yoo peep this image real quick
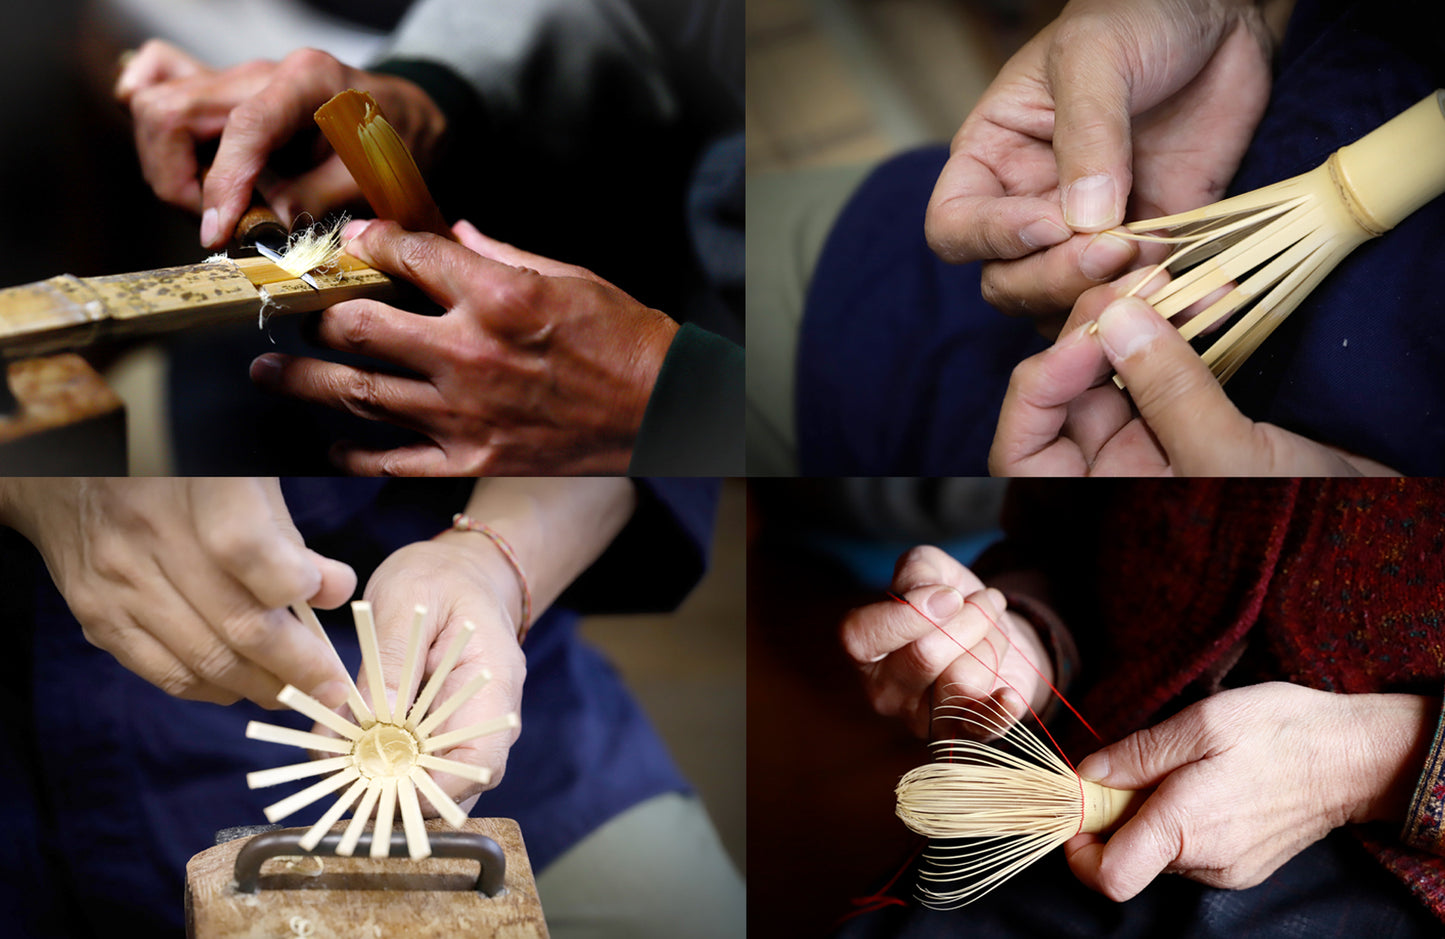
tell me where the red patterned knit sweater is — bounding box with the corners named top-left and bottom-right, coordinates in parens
top-left (977, 479), bottom-right (1445, 921)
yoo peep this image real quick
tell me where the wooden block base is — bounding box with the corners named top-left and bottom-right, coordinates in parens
top-left (185, 818), bottom-right (547, 939)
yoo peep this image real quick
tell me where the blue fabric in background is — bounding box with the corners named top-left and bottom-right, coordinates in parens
top-left (799, 0), bottom-right (1445, 475)
top-left (0, 478), bottom-right (716, 938)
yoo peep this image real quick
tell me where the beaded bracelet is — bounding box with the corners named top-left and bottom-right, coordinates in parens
top-left (446, 513), bottom-right (533, 643)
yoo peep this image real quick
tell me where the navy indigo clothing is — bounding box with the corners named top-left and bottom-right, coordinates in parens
top-left (798, 0), bottom-right (1445, 475)
top-left (0, 477), bottom-right (716, 937)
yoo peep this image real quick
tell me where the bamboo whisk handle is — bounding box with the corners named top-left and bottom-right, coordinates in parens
top-left (1331, 90), bottom-right (1445, 234)
top-left (1080, 780), bottom-right (1146, 834)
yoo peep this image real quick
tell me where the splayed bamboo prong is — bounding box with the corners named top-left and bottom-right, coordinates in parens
top-left (1111, 91), bottom-right (1445, 383)
top-left (245, 721), bottom-right (353, 755)
top-left (411, 767), bottom-right (470, 828)
top-left (263, 767), bottom-right (361, 824)
top-left (405, 621), bottom-right (475, 730)
top-left (246, 755), bottom-right (353, 790)
top-left (336, 781), bottom-right (383, 857)
top-left (298, 777), bottom-right (369, 852)
top-left (895, 695), bottom-right (1142, 909)
top-left (352, 601), bottom-right (392, 724)
top-left (370, 778), bottom-right (399, 858)
top-left (276, 684), bottom-right (365, 741)
top-left (291, 601), bottom-right (374, 727)
top-left (421, 713), bottom-right (519, 754)
top-left (413, 670), bottom-right (492, 739)
top-left (396, 605), bottom-right (427, 715)
top-left (396, 776), bottom-right (432, 860)
top-left (417, 753), bottom-right (492, 786)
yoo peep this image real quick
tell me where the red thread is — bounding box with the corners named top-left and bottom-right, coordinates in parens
top-left (888, 592), bottom-right (1094, 776)
top-left (833, 841), bottom-right (924, 927)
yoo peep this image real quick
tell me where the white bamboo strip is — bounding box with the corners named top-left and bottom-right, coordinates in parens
top-left (395, 776), bottom-right (432, 860)
top-left (405, 620), bottom-right (475, 730)
top-left (298, 777), bottom-right (369, 851)
top-left (396, 605), bottom-right (427, 716)
top-left (246, 755), bottom-right (353, 790)
top-left (277, 685), bottom-right (365, 741)
top-left (416, 753), bottom-right (492, 786)
top-left (370, 778), bottom-right (398, 858)
top-left (337, 781), bottom-right (382, 857)
top-left (352, 601), bottom-right (392, 724)
top-left (420, 712), bottom-right (519, 754)
top-left (411, 767), bottom-right (470, 828)
top-left (290, 601), bottom-right (374, 727)
top-left (262, 766), bottom-right (360, 823)
top-left (413, 670), bottom-right (492, 738)
top-left (245, 720), bottom-right (353, 755)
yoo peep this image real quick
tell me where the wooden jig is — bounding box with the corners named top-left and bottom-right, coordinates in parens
top-left (246, 602), bottom-right (520, 862)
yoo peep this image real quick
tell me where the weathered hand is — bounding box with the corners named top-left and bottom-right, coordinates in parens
top-left (840, 545), bottom-right (1053, 738)
top-left (115, 40), bottom-right (445, 248)
top-left (249, 218), bottom-right (679, 475)
top-left (0, 478), bottom-right (355, 708)
top-left (988, 274), bottom-right (1398, 476)
top-left (1063, 683), bottom-right (1431, 898)
top-left (925, 0), bottom-right (1278, 334)
top-left (354, 532), bottom-right (526, 811)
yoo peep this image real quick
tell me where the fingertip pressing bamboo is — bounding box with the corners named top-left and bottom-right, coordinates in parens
top-left (314, 89), bottom-right (453, 238)
top-left (1111, 90), bottom-right (1445, 383)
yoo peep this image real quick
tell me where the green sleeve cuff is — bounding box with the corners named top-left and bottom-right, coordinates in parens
top-left (628, 323), bottom-right (743, 476)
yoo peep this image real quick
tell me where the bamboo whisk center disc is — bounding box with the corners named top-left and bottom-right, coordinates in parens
top-left (352, 723), bottom-right (420, 779)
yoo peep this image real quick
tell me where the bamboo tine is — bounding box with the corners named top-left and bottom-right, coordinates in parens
top-left (298, 777), bottom-right (369, 851)
top-left (337, 781), bottom-right (383, 857)
top-left (246, 755), bottom-right (353, 790)
top-left (352, 601), bottom-right (392, 724)
top-left (420, 712), bottom-right (519, 754)
top-left (276, 684), bottom-right (365, 741)
top-left (417, 753), bottom-right (492, 786)
top-left (245, 720), bottom-right (354, 755)
top-left (411, 767), bottom-right (470, 828)
top-left (370, 778), bottom-right (399, 858)
top-left (396, 776), bottom-right (432, 860)
top-left (290, 601), bottom-right (374, 727)
top-left (262, 767), bottom-right (360, 823)
top-left (405, 621), bottom-right (475, 730)
top-left (396, 605), bottom-right (427, 717)
top-left (413, 670), bottom-right (492, 738)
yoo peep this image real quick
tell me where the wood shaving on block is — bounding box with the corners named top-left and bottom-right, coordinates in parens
top-left (275, 216), bottom-right (348, 279)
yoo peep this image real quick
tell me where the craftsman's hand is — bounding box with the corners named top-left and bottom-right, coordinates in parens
top-left (988, 275), bottom-right (1400, 476)
top-left (0, 478), bottom-right (355, 708)
top-left (356, 531), bottom-right (527, 811)
top-left (249, 218), bottom-right (679, 475)
top-left (1063, 683), bottom-right (1431, 898)
top-left (115, 39), bottom-right (446, 248)
top-left (840, 545), bottom-right (1053, 739)
top-left (926, 0), bottom-right (1281, 335)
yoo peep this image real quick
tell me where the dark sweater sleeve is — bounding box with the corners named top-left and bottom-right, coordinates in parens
top-left (627, 324), bottom-right (743, 476)
top-left (556, 477), bottom-right (720, 615)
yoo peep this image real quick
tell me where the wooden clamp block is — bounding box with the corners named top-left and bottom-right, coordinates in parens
top-left (185, 818), bottom-right (547, 939)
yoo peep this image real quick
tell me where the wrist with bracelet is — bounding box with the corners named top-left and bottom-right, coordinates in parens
top-left (439, 513), bottom-right (533, 643)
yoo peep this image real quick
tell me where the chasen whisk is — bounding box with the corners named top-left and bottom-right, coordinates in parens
top-left (896, 694), bottom-right (1141, 909)
top-left (1110, 90), bottom-right (1445, 383)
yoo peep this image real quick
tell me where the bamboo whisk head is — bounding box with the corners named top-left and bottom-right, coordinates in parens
top-left (1114, 90), bottom-right (1445, 383)
top-left (896, 695), bottom-right (1130, 909)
